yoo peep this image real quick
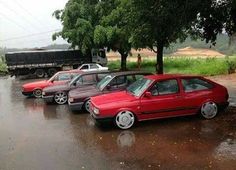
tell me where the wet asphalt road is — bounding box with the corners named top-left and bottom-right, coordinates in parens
top-left (0, 76), bottom-right (236, 170)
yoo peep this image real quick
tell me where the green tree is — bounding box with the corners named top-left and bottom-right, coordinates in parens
top-left (128, 0), bottom-right (208, 74)
top-left (53, 0), bottom-right (132, 70)
top-left (128, 0), bottom-right (236, 74)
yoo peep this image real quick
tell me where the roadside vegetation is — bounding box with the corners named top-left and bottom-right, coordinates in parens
top-left (108, 56), bottom-right (236, 76)
top-left (0, 56), bottom-right (7, 74)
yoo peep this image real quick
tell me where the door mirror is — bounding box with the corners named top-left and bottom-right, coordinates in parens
top-left (144, 92), bottom-right (152, 98)
top-left (106, 85), bottom-right (111, 90)
top-left (50, 79), bottom-right (55, 83)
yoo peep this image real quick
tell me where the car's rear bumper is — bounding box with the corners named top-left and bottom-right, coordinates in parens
top-left (68, 101), bottom-right (84, 111)
top-left (42, 95), bottom-right (54, 103)
top-left (218, 101), bottom-right (229, 110)
top-left (22, 91), bottom-right (33, 96)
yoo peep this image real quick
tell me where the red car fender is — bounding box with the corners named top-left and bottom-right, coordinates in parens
top-left (114, 107), bottom-right (139, 120)
top-left (33, 87), bottom-right (43, 91)
top-left (199, 98), bottom-right (217, 111)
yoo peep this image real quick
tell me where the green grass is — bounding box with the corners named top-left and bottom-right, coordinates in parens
top-left (108, 56), bottom-right (236, 76)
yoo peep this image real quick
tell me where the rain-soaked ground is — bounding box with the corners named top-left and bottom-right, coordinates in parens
top-left (0, 76), bottom-right (236, 170)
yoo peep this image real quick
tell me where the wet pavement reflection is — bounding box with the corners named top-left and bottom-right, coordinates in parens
top-left (0, 76), bottom-right (236, 170)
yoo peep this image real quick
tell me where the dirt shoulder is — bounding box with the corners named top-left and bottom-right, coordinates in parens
top-left (208, 73), bottom-right (236, 107)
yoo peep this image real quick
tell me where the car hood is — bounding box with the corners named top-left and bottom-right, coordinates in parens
top-left (43, 84), bottom-right (70, 93)
top-left (69, 85), bottom-right (101, 99)
top-left (91, 91), bottom-right (136, 107)
top-left (23, 80), bottom-right (48, 88)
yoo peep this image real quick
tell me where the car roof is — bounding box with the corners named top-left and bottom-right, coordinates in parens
top-left (79, 70), bottom-right (111, 75)
top-left (57, 69), bottom-right (83, 74)
top-left (145, 74), bottom-right (203, 81)
top-left (109, 71), bottom-right (152, 76)
top-left (81, 63), bottom-right (100, 65)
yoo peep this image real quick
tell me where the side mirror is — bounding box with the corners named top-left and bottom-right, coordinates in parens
top-left (106, 85), bottom-right (111, 90)
top-left (51, 79), bottom-right (54, 83)
top-left (144, 91), bottom-right (152, 98)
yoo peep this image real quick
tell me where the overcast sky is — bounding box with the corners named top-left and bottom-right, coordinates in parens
top-left (0, 0), bottom-right (69, 48)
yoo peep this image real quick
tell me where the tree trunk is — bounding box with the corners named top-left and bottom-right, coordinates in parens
top-left (120, 52), bottom-right (128, 71)
top-left (156, 43), bottom-right (164, 74)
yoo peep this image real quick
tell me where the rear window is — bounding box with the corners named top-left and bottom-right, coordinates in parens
top-left (90, 64), bottom-right (99, 69)
top-left (181, 78), bottom-right (213, 92)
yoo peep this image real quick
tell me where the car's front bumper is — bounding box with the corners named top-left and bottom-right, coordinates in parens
top-left (22, 91), bottom-right (33, 96)
top-left (90, 111), bottom-right (113, 123)
top-left (42, 95), bottom-right (54, 103)
top-left (68, 101), bottom-right (84, 111)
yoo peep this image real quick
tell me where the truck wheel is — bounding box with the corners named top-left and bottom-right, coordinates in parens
top-left (48, 68), bottom-right (57, 77)
top-left (35, 69), bottom-right (45, 78)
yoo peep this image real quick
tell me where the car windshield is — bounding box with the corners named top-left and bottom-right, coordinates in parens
top-left (48, 72), bottom-right (59, 82)
top-left (69, 74), bottom-right (81, 86)
top-left (127, 78), bottom-right (153, 97)
top-left (96, 75), bottom-right (113, 91)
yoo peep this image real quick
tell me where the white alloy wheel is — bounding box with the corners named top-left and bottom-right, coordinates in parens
top-left (85, 100), bottom-right (91, 112)
top-left (33, 89), bottom-right (42, 98)
top-left (54, 92), bottom-right (68, 105)
top-left (201, 101), bottom-right (218, 119)
top-left (115, 111), bottom-right (135, 129)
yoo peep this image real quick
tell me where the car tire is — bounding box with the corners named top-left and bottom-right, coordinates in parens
top-left (35, 69), bottom-right (45, 78)
top-left (115, 110), bottom-right (136, 130)
top-left (84, 99), bottom-right (91, 112)
top-left (54, 92), bottom-right (68, 105)
top-left (33, 89), bottom-right (42, 98)
top-left (200, 101), bottom-right (218, 119)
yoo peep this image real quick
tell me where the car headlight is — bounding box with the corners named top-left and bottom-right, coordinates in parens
top-left (93, 107), bottom-right (99, 115)
top-left (69, 97), bottom-right (74, 103)
top-left (42, 91), bottom-right (45, 96)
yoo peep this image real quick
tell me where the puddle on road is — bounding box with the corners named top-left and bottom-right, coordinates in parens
top-left (215, 138), bottom-right (236, 160)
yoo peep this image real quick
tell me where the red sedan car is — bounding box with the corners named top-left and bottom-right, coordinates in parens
top-left (22, 70), bottom-right (82, 98)
top-left (90, 74), bottom-right (229, 129)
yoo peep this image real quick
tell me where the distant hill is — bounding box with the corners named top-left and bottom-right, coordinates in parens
top-left (164, 34), bottom-right (235, 55)
top-left (1, 34), bottom-right (236, 57)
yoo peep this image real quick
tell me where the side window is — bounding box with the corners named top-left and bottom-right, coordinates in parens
top-left (80, 65), bottom-right (89, 70)
top-left (90, 64), bottom-right (99, 69)
top-left (109, 76), bottom-right (125, 86)
top-left (135, 74), bottom-right (145, 80)
top-left (57, 73), bottom-right (71, 81)
top-left (150, 79), bottom-right (179, 96)
top-left (126, 75), bottom-right (136, 85)
top-left (97, 73), bottom-right (108, 81)
top-left (77, 74), bottom-right (96, 85)
top-left (70, 73), bottom-right (79, 79)
top-left (181, 78), bottom-right (213, 92)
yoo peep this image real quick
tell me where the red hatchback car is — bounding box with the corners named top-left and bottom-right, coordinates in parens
top-left (22, 70), bottom-right (82, 98)
top-left (90, 74), bottom-right (229, 129)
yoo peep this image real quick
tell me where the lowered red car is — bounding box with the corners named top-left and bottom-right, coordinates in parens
top-left (90, 74), bottom-right (229, 129)
top-left (22, 70), bottom-right (82, 98)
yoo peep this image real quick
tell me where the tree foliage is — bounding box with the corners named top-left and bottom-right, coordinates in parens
top-left (53, 0), bottom-right (132, 70)
top-left (54, 0), bottom-right (236, 73)
top-left (128, 0), bottom-right (236, 73)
